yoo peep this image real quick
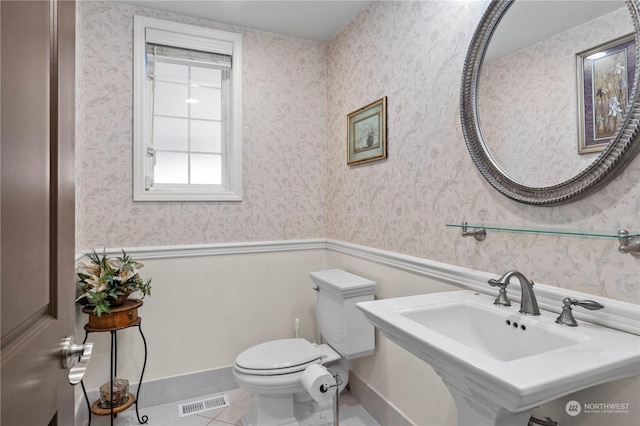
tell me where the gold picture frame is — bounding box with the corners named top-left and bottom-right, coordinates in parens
top-left (347, 97), bottom-right (387, 165)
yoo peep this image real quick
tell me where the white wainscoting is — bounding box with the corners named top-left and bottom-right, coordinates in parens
top-left (78, 239), bottom-right (640, 334)
top-left (74, 239), bottom-right (640, 425)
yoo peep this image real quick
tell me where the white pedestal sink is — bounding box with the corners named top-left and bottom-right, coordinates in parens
top-left (357, 291), bottom-right (640, 426)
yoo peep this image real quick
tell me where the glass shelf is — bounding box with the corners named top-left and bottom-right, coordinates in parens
top-left (446, 223), bottom-right (640, 239)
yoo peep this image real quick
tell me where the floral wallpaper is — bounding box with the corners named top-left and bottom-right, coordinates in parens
top-left (325, 0), bottom-right (640, 303)
top-left (76, 0), bottom-right (327, 249)
top-left (77, 0), bottom-right (639, 304)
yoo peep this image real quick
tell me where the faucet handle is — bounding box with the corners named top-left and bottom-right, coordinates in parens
top-left (556, 297), bottom-right (604, 326)
top-left (488, 278), bottom-right (511, 306)
top-left (571, 299), bottom-right (604, 311)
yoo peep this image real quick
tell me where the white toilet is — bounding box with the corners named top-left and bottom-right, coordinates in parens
top-left (233, 269), bottom-right (376, 426)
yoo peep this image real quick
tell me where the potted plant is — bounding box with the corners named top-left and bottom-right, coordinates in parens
top-left (76, 250), bottom-right (152, 317)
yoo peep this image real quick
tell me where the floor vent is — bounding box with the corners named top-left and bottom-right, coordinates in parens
top-left (178, 394), bottom-right (230, 417)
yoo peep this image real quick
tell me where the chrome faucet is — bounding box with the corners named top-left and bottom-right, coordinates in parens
top-left (488, 270), bottom-right (540, 316)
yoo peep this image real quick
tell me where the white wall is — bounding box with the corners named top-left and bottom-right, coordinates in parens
top-left (327, 250), bottom-right (459, 425)
top-left (76, 247), bottom-right (325, 391)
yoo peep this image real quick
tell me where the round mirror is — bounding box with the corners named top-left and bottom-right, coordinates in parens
top-left (461, 0), bottom-right (640, 205)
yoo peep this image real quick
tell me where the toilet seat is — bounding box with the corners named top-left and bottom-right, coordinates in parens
top-left (234, 338), bottom-right (322, 376)
top-left (233, 270), bottom-right (375, 426)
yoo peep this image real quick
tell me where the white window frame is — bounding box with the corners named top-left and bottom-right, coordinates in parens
top-left (133, 16), bottom-right (242, 201)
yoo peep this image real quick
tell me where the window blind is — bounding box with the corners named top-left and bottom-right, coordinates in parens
top-left (145, 27), bottom-right (234, 55)
top-left (146, 43), bottom-right (231, 68)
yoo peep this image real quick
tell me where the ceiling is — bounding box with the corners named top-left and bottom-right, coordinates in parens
top-left (487, 1), bottom-right (627, 61)
top-left (118, 1), bottom-right (628, 54)
top-left (118, 0), bottom-right (372, 42)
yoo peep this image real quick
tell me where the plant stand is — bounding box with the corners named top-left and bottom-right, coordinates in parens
top-left (81, 299), bottom-right (149, 425)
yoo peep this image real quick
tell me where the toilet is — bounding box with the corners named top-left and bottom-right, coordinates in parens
top-left (233, 269), bottom-right (376, 426)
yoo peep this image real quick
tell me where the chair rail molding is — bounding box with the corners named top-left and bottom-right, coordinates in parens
top-left (75, 238), bottom-right (640, 335)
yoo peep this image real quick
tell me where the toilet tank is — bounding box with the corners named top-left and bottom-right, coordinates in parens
top-left (310, 269), bottom-right (375, 360)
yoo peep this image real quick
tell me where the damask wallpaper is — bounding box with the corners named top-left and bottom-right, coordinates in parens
top-left (325, 0), bottom-right (639, 303)
top-left (76, 1), bottom-right (639, 303)
top-left (76, 1), bottom-right (327, 249)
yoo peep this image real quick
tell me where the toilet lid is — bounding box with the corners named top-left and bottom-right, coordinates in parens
top-left (235, 338), bottom-right (321, 371)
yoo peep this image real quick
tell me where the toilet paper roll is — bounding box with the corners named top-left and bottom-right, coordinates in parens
top-left (301, 364), bottom-right (334, 403)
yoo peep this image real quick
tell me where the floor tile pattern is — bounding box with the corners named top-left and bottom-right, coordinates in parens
top-left (83, 388), bottom-right (380, 426)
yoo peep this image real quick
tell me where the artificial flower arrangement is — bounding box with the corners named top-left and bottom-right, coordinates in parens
top-left (76, 250), bottom-right (152, 317)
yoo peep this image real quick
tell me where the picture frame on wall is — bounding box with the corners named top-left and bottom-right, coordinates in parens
top-left (577, 33), bottom-right (635, 154)
top-left (347, 97), bottom-right (387, 165)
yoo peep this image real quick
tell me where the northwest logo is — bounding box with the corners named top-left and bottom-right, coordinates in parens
top-left (566, 400), bottom-right (582, 416)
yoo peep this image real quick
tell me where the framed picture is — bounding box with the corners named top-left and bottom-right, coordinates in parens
top-left (347, 97), bottom-right (387, 165)
top-left (577, 34), bottom-right (636, 154)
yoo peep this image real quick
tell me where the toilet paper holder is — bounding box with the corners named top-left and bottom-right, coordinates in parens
top-left (320, 370), bottom-right (343, 426)
top-left (319, 370), bottom-right (343, 393)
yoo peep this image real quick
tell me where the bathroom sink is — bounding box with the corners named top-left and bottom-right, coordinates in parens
top-left (357, 291), bottom-right (640, 425)
top-left (398, 299), bottom-right (580, 362)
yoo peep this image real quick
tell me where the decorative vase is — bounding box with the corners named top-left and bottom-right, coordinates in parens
top-left (99, 378), bottom-right (130, 408)
top-left (108, 289), bottom-right (133, 307)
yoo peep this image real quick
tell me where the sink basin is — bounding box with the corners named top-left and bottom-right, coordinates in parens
top-left (357, 290), bottom-right (640, 426)
top-left (398, 299), bottom-right (581, 362)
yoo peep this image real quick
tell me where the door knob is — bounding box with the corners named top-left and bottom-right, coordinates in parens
top-left (61, 335), bottom-right (94, 385)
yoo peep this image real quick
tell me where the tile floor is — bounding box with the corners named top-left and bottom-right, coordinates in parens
top-left (85, 388), bottom-right (380, 426)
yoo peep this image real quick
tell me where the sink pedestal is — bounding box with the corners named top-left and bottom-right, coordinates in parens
top-left (444, 380), bottom-right (533, 426)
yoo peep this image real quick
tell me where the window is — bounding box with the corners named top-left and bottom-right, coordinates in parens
top-left (133, 16), bottom-right (242, 201)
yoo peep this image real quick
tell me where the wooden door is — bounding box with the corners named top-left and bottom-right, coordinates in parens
top-left (1, 0), bottom-right (76, 424)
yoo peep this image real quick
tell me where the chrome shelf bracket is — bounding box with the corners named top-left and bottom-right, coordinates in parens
top-left (461, 221), bottom-right (486, 241)
top-left (618, 229), bottom-right (640, 257)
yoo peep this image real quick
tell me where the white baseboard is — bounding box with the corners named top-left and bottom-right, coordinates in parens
top-left (74, 366), bottom-right (236, 425)
top-left (348, 370), bottom-right (414, 426)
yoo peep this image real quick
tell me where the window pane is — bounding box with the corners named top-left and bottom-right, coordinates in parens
top-left (135, 19), bottom-right (242, 201)
top-left (191, 67), bottom-right (221, 88)
top-left (155, 82), bottom-right (188, 117)
top-left (154, 151), bottom-right (188, 184)
top-left (191, 120), bottom-right (221, 153)
top-left (155, 61), bottom-right (188, 84)
top-left (190, 87), bottom-right (221, 120)
top-left (191, 153), bottom-right (221, 184)
top-left (154, 117), bottom-right (188, 151)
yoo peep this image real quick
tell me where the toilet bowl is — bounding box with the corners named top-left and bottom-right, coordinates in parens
top-left (233, 269), bottom-right (376, 426)
top-left (233, 339), bottom-right (348, 426)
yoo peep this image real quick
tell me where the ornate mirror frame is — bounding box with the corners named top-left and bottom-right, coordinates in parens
top-left (461, 0), bottom-right (640, 205)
